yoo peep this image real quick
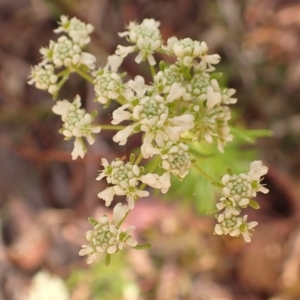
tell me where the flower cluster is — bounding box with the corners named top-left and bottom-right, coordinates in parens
top-left (28, 16), bottom-right (270, 264)
top-left (97, 158), bottom-right (171, 209)
top-left (28, 15), bottom-right (95, 95)
top-left (52, 95), bottom-right (101, 159)
top-left (214, 161), bottom-right (269, 242)
top-left (116, 18), bottom-right (162, 65)
top-left (79, 203), bottom-right (137, 264)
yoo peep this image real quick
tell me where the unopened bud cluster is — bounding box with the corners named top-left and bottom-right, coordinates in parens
top-left (28, 16), bottom-right (269, 264)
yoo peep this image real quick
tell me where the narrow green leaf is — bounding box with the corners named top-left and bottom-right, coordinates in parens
top-left (88, 217), bottom-right (99, 226)
top-left (249, 199), bottom-right (260, 209)
top-left (210, 72), bottom-right (223, 79)
top-left (133, 243), bottom-right (152, 250)
top-left (211, 181), bottom-right (224, 188)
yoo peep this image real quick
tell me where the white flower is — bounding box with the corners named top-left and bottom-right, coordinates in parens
top-left (71, 137), bottom-right (85, 160)
top-left (97, 159), bottom-right (150, 208)
top-left (126, 75), bottom-right (151, 98)
top-left (53, 95), bottom-right (101, 159)
top-left (44, 36), bottom-right (96, 69)
top-left (163, 38), bottom-right (215, 68)
top-left (54, 15), bottom-right (94, 46)
top-left (119, 226), bottom-right (138, 249)
top-left (153, 64), bottom-right (185, 95)
top-left (79, 203), bottom-right (137, 263)
top-left (105, 54), bottom-right (124, 72)
top-left (28, 64), bottom-right (58, 94)
top-left (115, 45), bottom-right (136, 58)
top-left (140, 172), bottom-right (171, 194)
top-left (248, 161), bottom-right (269, 194)
top-left (72, 113), bottom-right (101, 144)
top-left (216, 197), bottom-right (241, 217)
top-left (239, 216), bottom-right (258, 243)
top-left (206, 86), bottom-right (222, 108)
top-left (214, 214), bottom-right (257, 243)
top-left (112, 124), bottom-right (135, 146)
top-left (118, 18), bottom-right (162, 65)
top-left (165, 83), bottom-right (187, 103)
top-left (221, 88), bottom-right (237, 105)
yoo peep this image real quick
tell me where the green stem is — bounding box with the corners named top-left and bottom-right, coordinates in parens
top-left (135, 152), bottom-right (143, 165)
top-left (100, 125), bottom-right (126, 130)
top-left (53, 71), bottom-right (70, 100)
top-left (149, 64), bottom-right (156, 78)
top-left (189, 146), bottom-right (214, 158)
top-left (192, 163), bottom-right (216, 182)
top-left (71, 65), bottom-right (94, 83)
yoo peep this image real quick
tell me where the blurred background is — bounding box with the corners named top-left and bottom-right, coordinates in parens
top-left (1, 0), bottom-right (300, 299)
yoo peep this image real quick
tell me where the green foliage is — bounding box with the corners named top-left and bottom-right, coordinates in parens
top-left (67, 253), bottom-right (139, 299)
top-left (167, 125), bottom-right (270, 214)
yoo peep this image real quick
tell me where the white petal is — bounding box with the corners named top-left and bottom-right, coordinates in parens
top-left (112, 203), bottom-right (129, 224)
top-left (97, 187), bottom-right (116, 206)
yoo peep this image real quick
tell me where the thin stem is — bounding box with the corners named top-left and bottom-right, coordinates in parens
top-left (53, 71), bottom-right (70, 100)
top-left (100, 125), bottom-right (126, 130)
top-left (135, 152), bottom-right (143, 165)
top-left (189, 146), bottom-right (214, 158)
top-left (192, 163), bottom-right (216, 182)
top-left (71, 65), bottom-right (94, 83)
top-left (149, 64), bottom-right (156, 78)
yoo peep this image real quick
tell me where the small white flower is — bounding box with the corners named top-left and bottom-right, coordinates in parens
top-left (119, 226), bottom-right (138, 250)
top-left (28, 64), bottom-right (58, 94)
top-left (140, 171), bottom-right (171, 194)
top-left (163, 38), bottom-right (218, 68)
top-left (105, 54), bottom-right (124, 72)
top-left (248, 160), bottom-right (269, 194)
top-left (54, 15), bottom-right (94, 46)
top-left (112, 124), bottom-right (135, 145)
top-left (72, 113), bottom-right (101, 144)
top-left (79, 203), bottom-right (137, 263)
top-left (216, 215), bottom-right (257, 243)
top-left (45, 36), bottom-right (95, 69)
top-left (71, 137), bottom-right (85, 160)
top-left (118, 18), bottom-right (162, 65)
top-left (53, 95), bottom-right (101, 159)
top-left (97, 159), bottom-right (150, 208)
top-left (216, 197), bottom-right (241, 217)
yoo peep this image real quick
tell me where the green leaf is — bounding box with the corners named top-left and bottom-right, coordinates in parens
top-left (210, 72), bottom-right (223, 80)
top-left (91, 110), bottom-right (98, 118)
top-left (226, 166), bottom-right (233, 175)
top-left (211, 181), bottom-right (224, 188)
top-left (249, 199), bottom-right (260, 209)
top-left (88, 217), bottom-right (99, 226)
top-left (159, 60), bottom-right (167, 71)
top-left (133, 243), bottom-right (152, 250)
top-left (105, 254), bottom-right (111, 266)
